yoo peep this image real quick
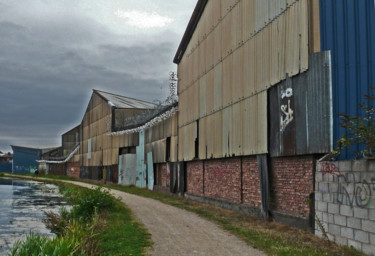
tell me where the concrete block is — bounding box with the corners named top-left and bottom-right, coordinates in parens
top-left (354, 207), bottom-right (369, 219)
top-left (316, 162), bottom-right (323, 172)
top-left (316, 221), bottom-right (328, 235)
top-left (341, 227), bottom-right (354, 239)
top-left (319, 182), bottom-right (330, 193)
top-left (370, 209), bottom-right (375, 221)
top-left (348, 172), bottom-right (361, 182)
top-left (338, 160), bottom-right (352, 172)
top-left (361, 172), bottom-right (375, 183)
top-left (316, 211), bottom-right (323, 220)
top-left (318, 201), bottom-right (328, 212)
top-left (316, 172), bottom-right (323, 182)
top-left (370, 200), bottom-right (375, 211)
top-left (368, 160), bottom-right (375, 171)
top-left (340, 205), bottom-right (354, 217)
top-left (323, 193), bottom-right (332, 202)
top-left (315, 192), bottom-right (322, 201)
top-left (321, 212), bottom-right (327, 222)
top-left (334, 215), bottom-right (347, 226)
top-left (328, 203), bottom-right (339, 214)
top-left (362, 244), bottom-right (375, 256)
top-left (352, 160), bottom-right (368, 172)
top-left (335, 236), bottom-right (348, 246)
top-left (370, 233), bottom-right (375, 245)
top-left (355, 230), bottom-right (369, 243)
top-left (347, 217), bottom-right (361, 229)
top-left (327, 233), bottom-right (335, 241)
top-left (362, 220), bottom-right (375, 232)
top-left (315, 229), bottom-right (323, 238)
top-left (327, 213), bottom-right (334, 224)
top-left (329, 183), bottom-right (338, 193)
top-left (328, 224), bottom-right (341, 236)
top-left (348, 239), bottom-right (362, 251)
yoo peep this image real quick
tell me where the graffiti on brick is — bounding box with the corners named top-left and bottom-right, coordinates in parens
top-left (336, 173), bottom-right (375, 209)
top-left (320, 162), bottom-right (341, 176)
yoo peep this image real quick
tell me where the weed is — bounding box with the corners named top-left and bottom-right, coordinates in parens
top-left (10, 181), bottom-right (150, 256)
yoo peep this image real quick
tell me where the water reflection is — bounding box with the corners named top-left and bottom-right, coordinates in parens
top-left (0, 178), bottom-right (67, 254)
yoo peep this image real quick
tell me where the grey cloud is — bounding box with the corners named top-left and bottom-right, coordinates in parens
top-left (0, 1), bottom-right (193, 152)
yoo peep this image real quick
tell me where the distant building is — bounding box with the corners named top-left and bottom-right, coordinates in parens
top-left (11, 146), bottom-right (42, 173)
top-left (37, 125), bottom-right (81, 177)
top-left (0, 152), bottom-right (13, 163)
top-left (0, 151), bottom-right (13, 173)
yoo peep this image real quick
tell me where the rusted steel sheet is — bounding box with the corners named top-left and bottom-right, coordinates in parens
top-left (270, 51), bottom-right (332, 157)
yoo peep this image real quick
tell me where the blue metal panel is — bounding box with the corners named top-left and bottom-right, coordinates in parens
top-left (11, 146), bottom-right (41, 173)
top-left (0, 163), bottom-right (12, 173)
top-left (320, 0), bottom-right (375, 159)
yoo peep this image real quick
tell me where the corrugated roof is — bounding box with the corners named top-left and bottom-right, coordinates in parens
top-left (94, 90), bottom-right (157, 109)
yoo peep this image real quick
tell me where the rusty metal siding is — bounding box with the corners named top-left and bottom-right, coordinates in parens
top-left (319, 0), bottom-right (375, 159)
top-left (270, 51), bottom-right (333, 157)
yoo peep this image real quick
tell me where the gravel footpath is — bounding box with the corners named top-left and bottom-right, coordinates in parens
top-left (56, 180), bottom-right (265, 256)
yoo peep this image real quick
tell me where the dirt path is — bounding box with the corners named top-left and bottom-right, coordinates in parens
top-left (57, 180), bottom-right (265, 256)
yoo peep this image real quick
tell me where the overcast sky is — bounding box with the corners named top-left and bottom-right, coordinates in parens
top-left (0, 0), bottom-right (196, 152)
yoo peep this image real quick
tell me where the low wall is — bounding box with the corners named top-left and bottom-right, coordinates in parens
top-left (186, 155), bottom-right (315, 228)
top-left (315, 160), bottom-right (375, 255)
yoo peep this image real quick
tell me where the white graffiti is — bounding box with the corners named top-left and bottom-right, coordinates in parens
top-left (280, 88), bottom-right (294, 132)
top-left (281, 88), bottom-right (293, 99)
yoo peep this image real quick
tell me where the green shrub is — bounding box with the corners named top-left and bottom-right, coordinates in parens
top-left (10, 212), bottom-right (104, 256)
top-left (69, 187), bottom-right (117, 222)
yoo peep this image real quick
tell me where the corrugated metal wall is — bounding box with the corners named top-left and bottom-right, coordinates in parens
top-left (145, 112), bottom-right (178, 163)
top-left (177, 0), bottom-right (309, 161)
top-left (269, 51), bottom-right (333, 157)
top-left (80, 93), bottom-right (139, 167)
top-left (319, 0), bottom-right (375, 159)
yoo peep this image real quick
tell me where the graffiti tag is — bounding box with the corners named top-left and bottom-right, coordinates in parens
top-left (336, 173), bottom-right (375, 209)
top-left (280, 88), bottom-right (294, 132)
top-left (320, 162), bottom-right (341, 176)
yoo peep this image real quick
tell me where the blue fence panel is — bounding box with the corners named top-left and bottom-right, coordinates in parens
top-left (319, 0), bottom-right (375, 159)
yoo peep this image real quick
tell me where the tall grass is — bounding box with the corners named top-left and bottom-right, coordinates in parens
top-left (9, 185), bottom-right (117, 256)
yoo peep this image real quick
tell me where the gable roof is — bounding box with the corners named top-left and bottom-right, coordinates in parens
top-left (93, 89), bottom-right (157, 109)
top-left (173, 0), bottom-right (208, 64)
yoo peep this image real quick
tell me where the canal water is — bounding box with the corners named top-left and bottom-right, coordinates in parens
top-left (0, 178), bottom-right (67, 254)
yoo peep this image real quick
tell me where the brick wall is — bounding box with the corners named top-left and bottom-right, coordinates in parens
top-left (49, 163), bottom-right (66, 176)
top-left (185, 155), bottom-right (315, 222)
top-left (315, 160), bottom-right (375, 255)
top-left (204, 158), bottom-right (242, 203)
top-left (67, 162), bottom-right (80, 179)
top-left (242, 157), bottom-right (261, 207)
top-left (186, 157), bottom-right (261, 206)
top-left (186, 161), bottom-right (204, 196)
top-left (270, 155), bottom-right (315, 218)
top-left (155, 163), bottom-right (169, 187)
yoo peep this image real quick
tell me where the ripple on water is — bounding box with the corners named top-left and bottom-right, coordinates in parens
top-left (0, 178), bottom-right (68, 254)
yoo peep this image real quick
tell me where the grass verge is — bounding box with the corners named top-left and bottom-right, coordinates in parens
top-left (6, 173), bottom-right (364, 256)
top-left (8, 180), bottom-right (151, 256)
top-left (101, 184), bottom-right (363, 256)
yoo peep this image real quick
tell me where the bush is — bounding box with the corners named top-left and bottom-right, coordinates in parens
top-left (69, 187), bottom-right (117, 222)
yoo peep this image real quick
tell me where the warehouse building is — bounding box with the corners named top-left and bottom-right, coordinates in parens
top-left (173, 0), bottom-right (375, 229)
